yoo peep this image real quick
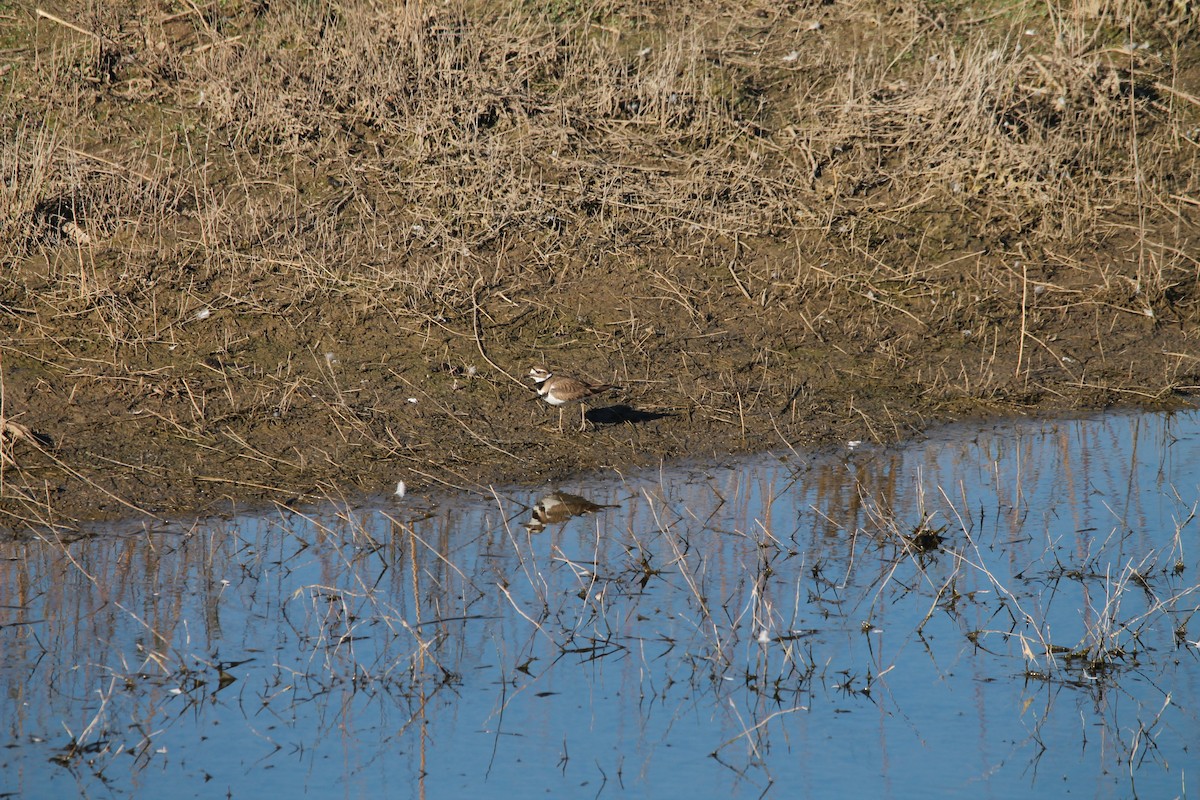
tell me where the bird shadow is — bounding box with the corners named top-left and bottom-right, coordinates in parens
top-left (586, 404), bottom-right (672, 426)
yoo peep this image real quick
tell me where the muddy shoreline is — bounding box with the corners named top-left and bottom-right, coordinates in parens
top-left (3, 259), bottom-right (1195, 530)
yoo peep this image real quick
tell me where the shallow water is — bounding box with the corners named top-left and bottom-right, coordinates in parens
top-left (2, 410), bottom-right (1198, 799)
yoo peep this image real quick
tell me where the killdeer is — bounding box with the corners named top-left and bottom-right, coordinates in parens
top-left (528, 367), bottom-right (618, 431)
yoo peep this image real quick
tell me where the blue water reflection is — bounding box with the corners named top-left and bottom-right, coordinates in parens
top-left (1, 410), bottom-right (1197, 798)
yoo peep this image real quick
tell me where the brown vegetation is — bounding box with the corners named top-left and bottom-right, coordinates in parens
top-left (2, 0), bottom-right (1199, 530)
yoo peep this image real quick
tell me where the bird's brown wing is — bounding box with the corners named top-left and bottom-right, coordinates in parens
top-left (552, 376), bottom-right (594, 399)
top-left (581, 380), bottom-right (618, 398)
top-left (551, 375), bottom-right (618, 399)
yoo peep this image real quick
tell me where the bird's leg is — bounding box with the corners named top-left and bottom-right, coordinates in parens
top-left (557, 406), bottom-right (565, 433)
top-left (579, 404), bottom-right (588, 432)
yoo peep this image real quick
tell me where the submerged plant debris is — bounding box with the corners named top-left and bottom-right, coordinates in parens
top-left (0, 412), bottom-right (1195, 797)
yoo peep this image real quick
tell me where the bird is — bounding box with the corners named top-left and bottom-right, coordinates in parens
top-left (524, 490), bottom-right (616, 532)
top-left (528, 367), bottom-right (619, 432)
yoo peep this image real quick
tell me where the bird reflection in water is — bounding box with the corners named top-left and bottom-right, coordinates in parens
top-left (524, 491), bottom-right (616, 532)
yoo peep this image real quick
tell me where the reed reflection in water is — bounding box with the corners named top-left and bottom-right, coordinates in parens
top-left (1, 410), bottom-right (1197, 799)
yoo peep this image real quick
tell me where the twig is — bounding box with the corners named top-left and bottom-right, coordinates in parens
top-left (63, 147), bottom-right (156, 185)
top-left (35, 8), bottom-right (100, 39)
top-left (1155, 82), bottom-right (1200, 109)
top-left (393, 373), bottom-right (521, 460)
top-left (1016, 261), bottom-right (1028, 379)
top-left (471, 282), bottom-right (522, 386)
top-left (728, 261), bottom-right (753, 302)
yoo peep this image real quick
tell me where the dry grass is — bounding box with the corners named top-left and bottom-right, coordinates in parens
top-left (1, 0), bottom-right (1198, 526)
top-left (10, 0), bottom-right (1194, 291)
